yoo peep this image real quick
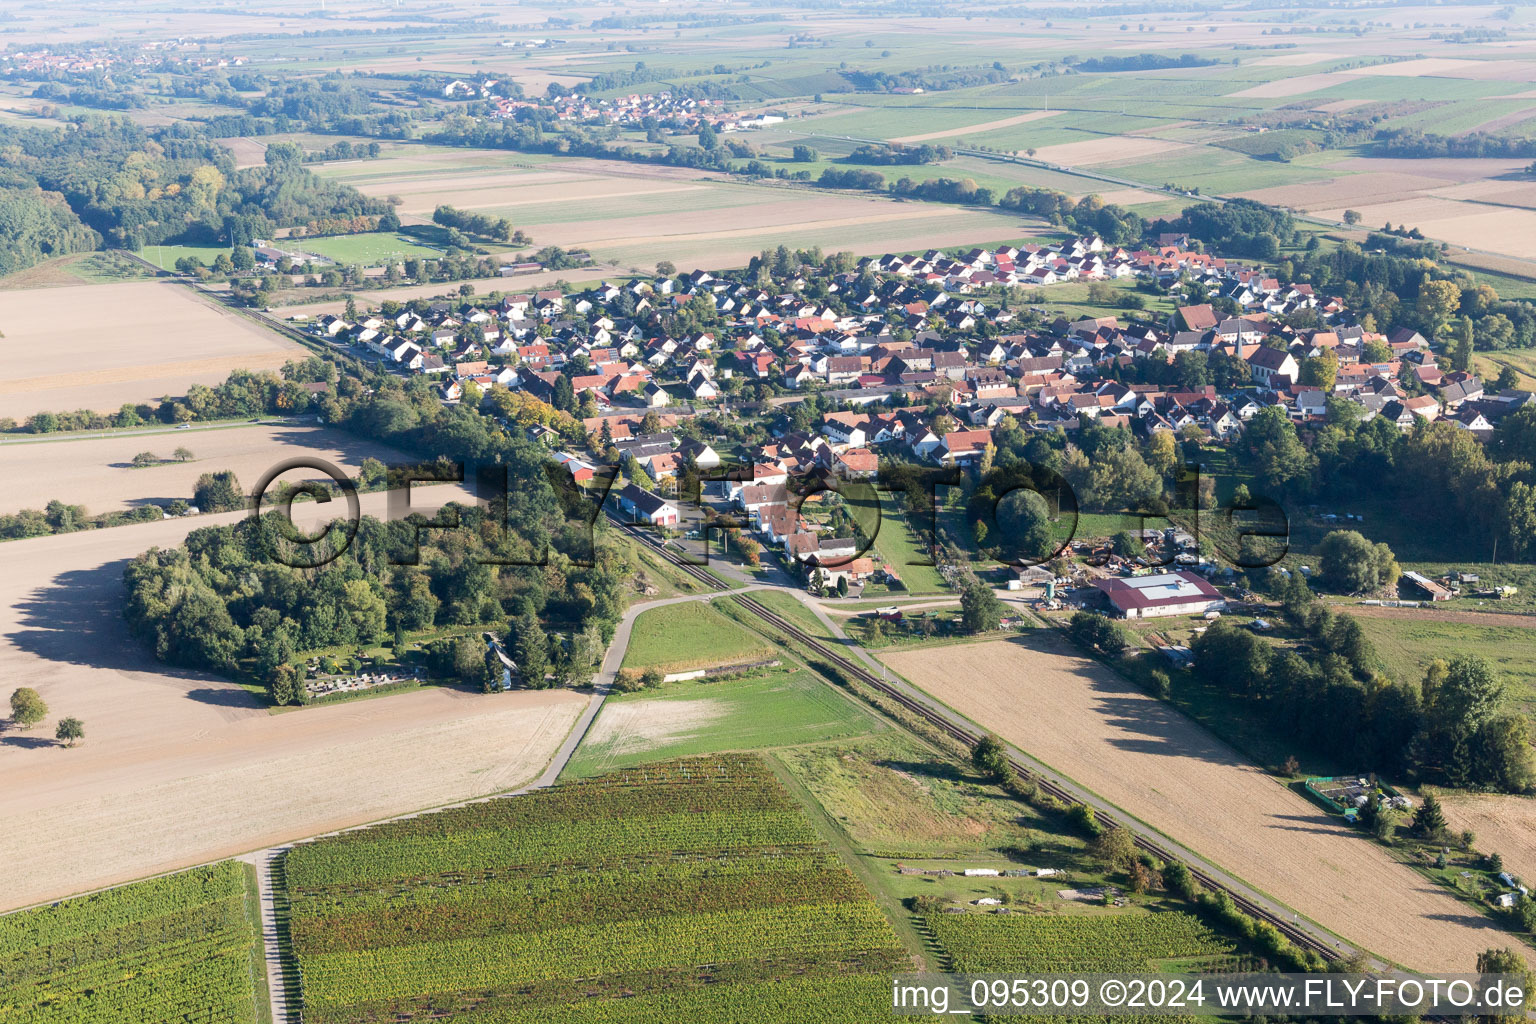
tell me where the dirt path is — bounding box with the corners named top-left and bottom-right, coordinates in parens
top-left (880, 635), bottom-right (1527, 973)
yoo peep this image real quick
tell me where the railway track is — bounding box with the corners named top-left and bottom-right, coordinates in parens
top-left (605, 513), bottom-right (727, 590)
top-left (731, 591), bottom-right (1346, 964)
top-left (608, 504), bottom-right (1345, 963)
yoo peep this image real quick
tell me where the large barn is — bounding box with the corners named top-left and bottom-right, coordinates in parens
top-left (1092, 571), bottom-right (1226, 620)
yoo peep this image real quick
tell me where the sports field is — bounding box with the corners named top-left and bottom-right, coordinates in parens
top-left (881, 634), bottom-right (1528, 972)
top-left (293, 231), bottom-right (443, 265)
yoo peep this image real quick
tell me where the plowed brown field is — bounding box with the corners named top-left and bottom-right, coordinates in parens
top-left (881, 635), bottom-right (1527, 972)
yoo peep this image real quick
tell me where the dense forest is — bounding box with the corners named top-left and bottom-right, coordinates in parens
top-left (999, 186), bottom-right (1146, 245)
top-left (0, 116), bottom-right (387, 270)
top-left (1373, 128), bottom-right (1536, 159)
top-left (845, 143), bottom-right (951, 165)
top-left (0, 180), bottom-right (99, 275)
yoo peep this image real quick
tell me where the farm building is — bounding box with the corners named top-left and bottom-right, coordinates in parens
top-left (1402, 570), bottom-right (1452, 601)
top-left (1092, 571), bottom-right (1226, 620)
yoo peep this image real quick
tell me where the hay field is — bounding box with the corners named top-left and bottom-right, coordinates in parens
top-left (1239, 171), bottom-right (1452, 210)
top-left (1438, 793), bottom-right (1536, 884)
top-left (1344, 57), bottom-right (1536, 81)
top-left (881, 636), bottom-right (1526, 972)
top-left (1255, 52), bottom-right (1351, 67)
top-left (0, 423), bottom-right (414, 515)
top-left (0, 281), bottom-right (304, 420)
top-left (0, 485), bottom-right (591, 912)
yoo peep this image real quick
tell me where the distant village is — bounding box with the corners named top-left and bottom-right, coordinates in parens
top-left (308, 232), bottom-right (1532, 590)
top-left (491, 90), bottom-right (785, 132)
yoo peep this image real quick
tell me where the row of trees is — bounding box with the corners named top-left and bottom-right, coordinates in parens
top-left (15, 359), bottom-right (337, 435)
top-left (1193, 573), bottom-right (1532, 792)
top-left (432, 203), bottom-right (515, 242)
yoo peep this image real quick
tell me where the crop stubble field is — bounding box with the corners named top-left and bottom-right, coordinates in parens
top-left (0, 281), bottom-right (305, 420)
top-left (1439, 792), bottom-right (1536, 885)
top-left (879, 635), bottom-right (1527, 972)
top-left (317, 145), bottom-right (1038, 269)
top-left (0, 486), bottom-right (589, 913)
top-left (0, 423), bottom-right (415, 515)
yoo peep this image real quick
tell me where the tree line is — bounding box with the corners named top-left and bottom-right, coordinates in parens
top-left (1193, 571), bottom-right (1532, 792)
top-left (432, 204), bottom-right (515, 242)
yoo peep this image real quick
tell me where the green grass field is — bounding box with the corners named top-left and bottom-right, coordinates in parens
top-left (870, 503), bottom-right (949, 595)
top-left (283, 755), bottom-right (937, 1024)
top-left (733, 590), bottom-right (839, 642)
top-left (1474, 347), bottom-right (1536, 389)
top-left (620, 600), bottom-right (776, 672)
top-left (0, 861), bottom-right (263, 1023)
top-left (1355, 614), bottom-right (1536, 724)
top-left (563, 665), bottom-right (882, 777)
top-left (141, 243), bottom-right (231, 268)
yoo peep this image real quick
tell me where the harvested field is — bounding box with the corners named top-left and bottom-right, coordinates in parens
top-left (0, 485), bottom-right (590, 913)
top-left (1312, 99), bottom-right (1373, 113)
top-left (320, 146), bottom-right (1039, 268)
top-left (537, 197), bottom-right (1036, 271)
top-left (0, 422), bottom-right (415, 516)
top-left (1429, 178), bottom-right (1536, 209)
top-left (1255, 52), bottom-right (1351, 67)
top-left (880, 635), bottom-right (1528, 972)
top-left (1344, 57), bottom-right (1536, 81)
top-left (1237, 171), bottom-right (1450, 211)
top-left (890, 109), bottom-right (1061, 144)
top-left (1225, 73), bottom-right (1353, 99)
top-left (0, 281), bottom-right (304, 421)
top-left (1437, 792), bottom-right (1536, 884)
top-left (1312, 194), bottom-right (1536, 257)
top-left (1032, 136), bottom-right (1190, 167)
top-left (1332, 156), bottom-right (1531, 182)
top-left (1085, 187), bottom-right (1177, 207)
top-left (218, 135), bottom-right (270, 168)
